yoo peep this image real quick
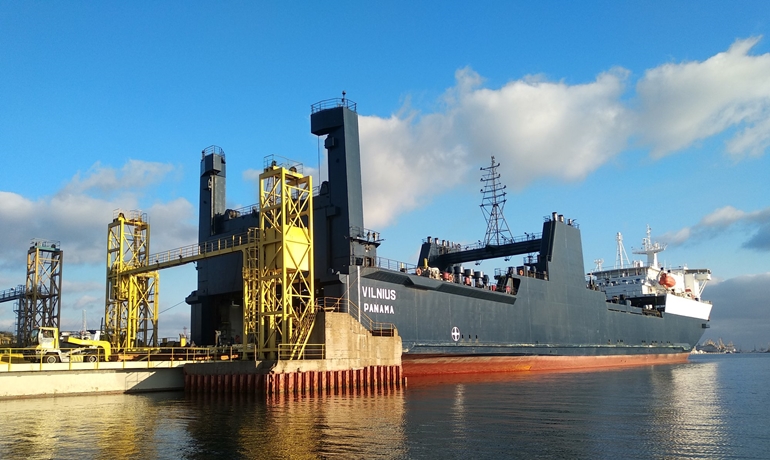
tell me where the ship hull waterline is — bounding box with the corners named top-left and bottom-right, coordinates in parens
top-left (401, 352), bottom-right (691, 376)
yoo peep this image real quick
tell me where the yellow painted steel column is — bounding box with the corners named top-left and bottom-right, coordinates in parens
top-left (255, 165), bottom-right (314, 360)
top-left (104, 210), bottom-right (159, 350)
top-left (241, 229), bottom-right (259, 359)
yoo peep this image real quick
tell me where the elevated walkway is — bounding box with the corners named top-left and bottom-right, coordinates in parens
top-left (121, 231), bottom-right (255, 276)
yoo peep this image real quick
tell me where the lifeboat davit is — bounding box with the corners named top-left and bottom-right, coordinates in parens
top-left (659, 272), bottom-right (676, 288)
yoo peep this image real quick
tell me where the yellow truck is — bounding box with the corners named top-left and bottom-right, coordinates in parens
top-left (24, 327), bottom-right (112, 363)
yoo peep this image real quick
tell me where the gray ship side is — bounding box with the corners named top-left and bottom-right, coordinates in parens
top-left (347, 216), bottom-right (707, 364)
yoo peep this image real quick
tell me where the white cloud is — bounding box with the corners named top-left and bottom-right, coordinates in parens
top-left (452, 67), bottom-right (630, 186)
top-left (356, 38), bottom-right (770, 229)
top-left (700, 205), bottom-right (748, 227)
top-left (636, 37), bottom-right (770, 158)
top-left (0, 318), bottom-right (15, 333)
top-left (360, 110), bottom-right (467, 229)
top-left (661, 205), bottom-right (770, 250)
top-left (359, 67), bottom-right (630, 228)
top-left (0, 160), bottom-right (196, 336)
top-left (62, 159), bottom-right (174, 196)
top-left (69, 295), bottom-right (101, 315)
top-left (62, 279), bottom-right (103, 294)
top-left (661, 227), bottom-right (692, 246)
top-left (144, 198), bottom-right (197, 253)
top-left (0, 190), bottom-right (114, 266)
top-left (243, 169), bottom-right (261, 183)
top-left (726, 116), bottom-right (770, 156)
top-left (0, 160), bottom-right (194, 268)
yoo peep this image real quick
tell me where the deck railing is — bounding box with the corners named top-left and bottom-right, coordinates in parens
top-left (316, 297), bottom-right (396, 337)
top-left (311, 97), bottom-right (357, 113)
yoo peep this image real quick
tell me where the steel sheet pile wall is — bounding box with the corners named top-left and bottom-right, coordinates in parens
top-left (184, 365), bottom-right (405, 396)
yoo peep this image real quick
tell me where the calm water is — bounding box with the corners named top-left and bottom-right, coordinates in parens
top-left (1, 354), bottom-right (769, 459)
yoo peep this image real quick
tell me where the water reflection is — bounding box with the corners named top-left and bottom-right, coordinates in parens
top-left (403, 362), bottom-right (731, 459)
top-left (0, 393), bottom-right (176, 459)
top-left (183, 389), bottom-right (407, 459)
top-left (0, 389), bottom-right (407, 460)
top-left (649, 359), bottom-right (726, 458)
top-left (450, 384), bottom-right (467, 447)
top-left (1, 356), bottom-right (768, 459)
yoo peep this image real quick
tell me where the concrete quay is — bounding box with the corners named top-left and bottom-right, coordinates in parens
top-left (0, 361), bottom-right (189, 399)
top-left (184, 311), bottom-right (405, 395)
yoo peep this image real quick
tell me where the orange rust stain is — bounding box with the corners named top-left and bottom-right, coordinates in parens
top-left (402, 353), bottom-right (690, 377)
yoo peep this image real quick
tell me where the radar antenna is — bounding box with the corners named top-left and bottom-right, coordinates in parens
top-left (480, 156), bottom-right (513, 246)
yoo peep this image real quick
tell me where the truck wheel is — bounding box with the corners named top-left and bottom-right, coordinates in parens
top-left (45, 354), bottom-right (59, 364)
top-left (86, 355), bottom-right (98, 363)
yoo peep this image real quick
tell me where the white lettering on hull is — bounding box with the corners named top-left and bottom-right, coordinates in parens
top-left (363, 303), bottom-right (395, 314)
top-left (361, 285), bottom-right (397, 314)
top-left (361, 286), bottom-right (397, 300)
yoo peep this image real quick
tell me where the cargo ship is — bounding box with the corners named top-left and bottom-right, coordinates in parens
top-left (188, 98), bottom-right (712, 376)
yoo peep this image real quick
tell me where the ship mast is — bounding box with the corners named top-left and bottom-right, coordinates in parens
top-left (480, 156), bottom-right (513, 246)
top-left (593, 258), bottom-right (604, 271)
top-left (614, 232), bottom-right (630, 269)
top-left (632, 225), bottom-right (666, 268)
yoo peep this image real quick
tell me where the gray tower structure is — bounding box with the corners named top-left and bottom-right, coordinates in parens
top-left (189, 99), bottom-right (378, 343)
top-left (199, 145), bottom-right (227, 240)
top-left (188, 145), bottom-right (257, 346)
top-left (311, 98), bottom-right (379, 291)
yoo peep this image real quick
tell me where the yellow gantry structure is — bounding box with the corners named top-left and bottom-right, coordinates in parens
top-left (253, 165), bottom-right (314, 360)
top-left (105, 211), bottom-right (160, 350)
top-left (102, 165), bottom-right (314, 360)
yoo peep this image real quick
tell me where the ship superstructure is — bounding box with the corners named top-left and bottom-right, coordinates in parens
top-left (588, 226), bottom-right (712, 322)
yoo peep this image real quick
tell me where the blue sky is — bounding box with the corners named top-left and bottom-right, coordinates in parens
top-left (1, 1), bottom-right (769, 348)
